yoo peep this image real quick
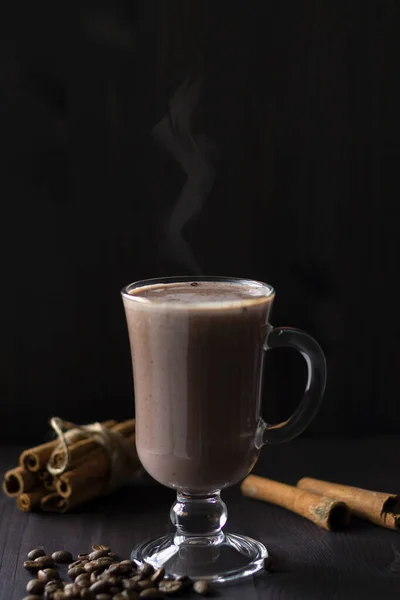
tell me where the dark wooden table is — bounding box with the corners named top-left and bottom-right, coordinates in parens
top-left (1, 437), bottom-right (400, 600)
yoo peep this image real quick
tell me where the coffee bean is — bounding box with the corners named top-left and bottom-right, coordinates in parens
top-left (102, 577), bottom-right (120, 587)
top-left (64, 583), bottom-right (82, 598)
top-left (38, 568), bottom-right (61, 583)
top-left (52, 550), bottom-right (74, 564)
top-left (109, 587), bottom-right (122, 595)
top-left (122, 580), bottom-right (140, 591)
top-left (138, 564), bottom-right (154, 578)
top-left (53, 593), bottom-right (67, 600)
top-left (95, 595), bottom-right (112, 600)
top-left (35, 556), bottom-right (56, 569)
top-left (119, 560), bottom-right (136, 568)
top-left (23, 596), bottom-right (43, 600)
top-left (69, 560), bottom-right (85, 570)
top-left (84, 562), bottom-right (100, 574)
top-left (26, 580), bottom-right (45, 595)
top-left (75, 573), bottom-right (91, 587)
top-left (193, 580), bottom-right (210, 596)
top-left (104, 563), bottom-right (121, 576)
top-left (107, 553), bottom-right (118, 561)
top-left (28, 548), bottom-right (47, 560)
top-left (136, 580), bottom-right (154, 590)
top-left (78, 554), bottom-right (90, 560)
top-left (92, 544), bottom-right (111, 553)
top-left (69, 566), bottom-right (86, 579)
top-left (120, 592), bottom-right (139, 600)
top-left (138, 590), bottom-right (163, 599)
top-left (175, 575), bottom-right (191, 585)
top-left (80, 589), bottom-right (95, 600)
top-left (90, 571), bottom-right (102, 584)
top-left (158, 580), bottom-right (184, 596)
top-left (90, 580), bottom-right (110, 594)
top-left (150, 568), bottom-right (165, 584)
top-left (45, 580), bottom-right (63, 592)
top-left (24, 560), bottom-right (40, 573)
top-left (45, 581), bottom-right (64, 600)
top-left (89, 550), bottom-right (109, 561)
top-left (87, 558), bottom-right (113, 574)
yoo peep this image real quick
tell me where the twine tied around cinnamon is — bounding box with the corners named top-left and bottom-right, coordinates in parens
top-left (47, 417), bottom-right (139, 491)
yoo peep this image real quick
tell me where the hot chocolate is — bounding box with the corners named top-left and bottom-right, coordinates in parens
top-left (123, 280), bottom-right (274, 493)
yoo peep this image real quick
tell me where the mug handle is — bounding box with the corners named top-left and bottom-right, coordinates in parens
top-left (256, 326), bottom-right (327, 446)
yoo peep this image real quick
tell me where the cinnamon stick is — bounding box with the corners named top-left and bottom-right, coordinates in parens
top-left (17, 488), bottom-right (46, 512)
top-left (2, 467), bottom-right (37, 497)
top-left (38, 470), bottom-right (57, 492)
top-left (20, 440), bottom-right (59, 473)
top-left (41, 479), bottom-right (104, 513)
top-left (21, 419), bottom-right (118, 473)
top-left (47, 419), bottom-right (131, 471)
top-left (297, 477), bottom-right (400, 531)
top-left (241, 475), bottom-right (350, 531)
top-left (56, 433), bottom-right (139, 498)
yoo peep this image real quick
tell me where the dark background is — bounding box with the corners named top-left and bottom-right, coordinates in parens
top-left (1, 0), bottom-right (400, 444)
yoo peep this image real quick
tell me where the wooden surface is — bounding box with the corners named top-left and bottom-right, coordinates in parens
top-left (1, 437), bottom-right (400, 599)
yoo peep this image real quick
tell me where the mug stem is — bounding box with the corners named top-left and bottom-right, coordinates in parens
top-left (170, 491), bottom-right (227, 546)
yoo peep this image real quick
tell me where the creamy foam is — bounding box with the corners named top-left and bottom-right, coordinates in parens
top-left (127, 281), bottom-right (273, 308)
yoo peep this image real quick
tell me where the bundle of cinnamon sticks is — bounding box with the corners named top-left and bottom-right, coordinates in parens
top-left (241, 475), bottom-right (400, 532)
top-left (2, 418), bottom-right (142, 513)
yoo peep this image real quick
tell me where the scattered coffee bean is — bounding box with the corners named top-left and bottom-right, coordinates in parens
top-left (38, 568), bottom-right (60, 582)
top-left (26, 580), bottom-right (45, 595)
top-left (193, 580), bottom-right (210, 596)
top-left (137, 580), bottom-right (154, 591)
top-left (64, 583), bottom-right (82, 598)
top-left (88, 550), bottom-right (109, 561)
top-left (150, 568), bottom-right (165, 584)
top-left (69, 566), bottom-right (86, 579)
top-left (78, 554), bottom-right (90, 560)
top-left (138, 563), bottom-right (154, 578)
top-left (80, 589), bottom-right (95, 600)
top-left (89, 580), bottom-right (110, 595)
top-left (35, 556), bottom-right (56, 569)
top-left (52, 550), bottom-right (74, 564)
top-left (75, 573), bottom-right (91, 587)
top-left (53, 593), bottom-right (67, 600)
top-left (45, 580), bottom-right (63, 592)
top-left (45, 582), bottom-right (64, 599)
top-left (23, 596), bottom-right (42, 600)
top-left (28, 548), bottom-right (47, 560)
top-left (138, 589), bottom-right (163, 599)
top-left (95, 595), bottom-right (112, 600)
top-left (158, 580), bottom-right (184, 595)
top-left (24, 560), bottom-right (40, 573)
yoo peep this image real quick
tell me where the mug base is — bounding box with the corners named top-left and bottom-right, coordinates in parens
top-left (131, 532), bottom-right (268, 583)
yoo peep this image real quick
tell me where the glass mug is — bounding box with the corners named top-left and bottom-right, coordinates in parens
top-left (122, 276), bottom-right (326, 583)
